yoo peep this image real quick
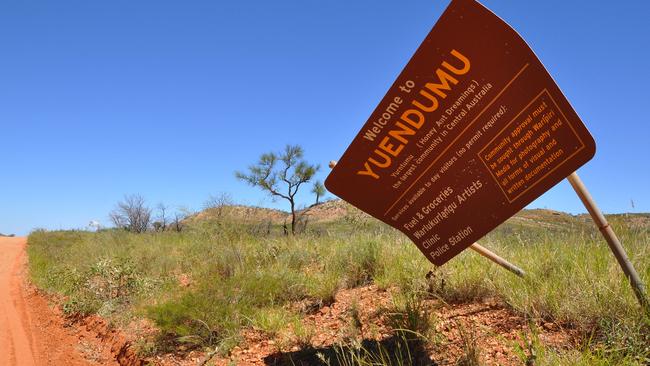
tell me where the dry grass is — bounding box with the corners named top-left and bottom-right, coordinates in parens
top-left (27, 204), bottom-right (650, 364)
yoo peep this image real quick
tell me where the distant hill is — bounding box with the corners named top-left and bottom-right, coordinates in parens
top-left (187, 199), bottom-right (650, 230)
top-left (185, 205), bottom-right (289, 224)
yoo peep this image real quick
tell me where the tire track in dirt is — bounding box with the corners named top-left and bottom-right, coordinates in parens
top-left (0, 237), bottom-right (36, 366)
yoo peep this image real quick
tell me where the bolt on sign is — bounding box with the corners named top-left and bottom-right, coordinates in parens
top-left (325, 0), bottom-right (596, 266)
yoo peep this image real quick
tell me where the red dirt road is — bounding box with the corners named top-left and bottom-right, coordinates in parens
top-left (0, 236), bottom-right (120, 366)
top-left (0, 237), bottom-right (36, 365)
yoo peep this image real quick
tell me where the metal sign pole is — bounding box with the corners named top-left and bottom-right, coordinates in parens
top-left (567, 172), bottom-right (649, 312)
top-left (470, 242), bottom-right (525, 277)
top-left (328, 160), bottom-right (525, 277)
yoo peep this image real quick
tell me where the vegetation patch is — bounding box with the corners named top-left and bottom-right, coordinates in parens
top-left (27, 204), bottom-right (650, 364)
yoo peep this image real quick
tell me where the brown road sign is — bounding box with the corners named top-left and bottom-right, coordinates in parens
top-left (325, 0), bottom-right (595, 266)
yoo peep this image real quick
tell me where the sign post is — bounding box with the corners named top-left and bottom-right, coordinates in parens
top-left (469, 242), bottom-right (525, 277)
top-left (567, 172), bottom-right (649, 312)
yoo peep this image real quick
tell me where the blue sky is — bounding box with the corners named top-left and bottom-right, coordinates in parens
top-left (1, 0), bottom-right (649, 235)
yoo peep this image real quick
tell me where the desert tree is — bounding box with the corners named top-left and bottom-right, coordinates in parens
top-left (170, 212), bottom-right (184, 232)
top-left (153, 203), bottom-right (168, 232)
top-left (109, 194), bottom-right (152, 233)
top-left (236, 144), bottom-right (319, 234)
top-left (203, 192), bottom-right (234, 218)
top-left (311, 180), bottom-right (326, 205)
top-left (169, 206), bottom-right (193, 232)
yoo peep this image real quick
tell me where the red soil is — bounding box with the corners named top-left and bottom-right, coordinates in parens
top-left (0, 237), bottom-right (141, 366)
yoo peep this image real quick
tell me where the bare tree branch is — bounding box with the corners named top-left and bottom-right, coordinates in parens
top-left (109, 194), bottom-right (151, 233)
